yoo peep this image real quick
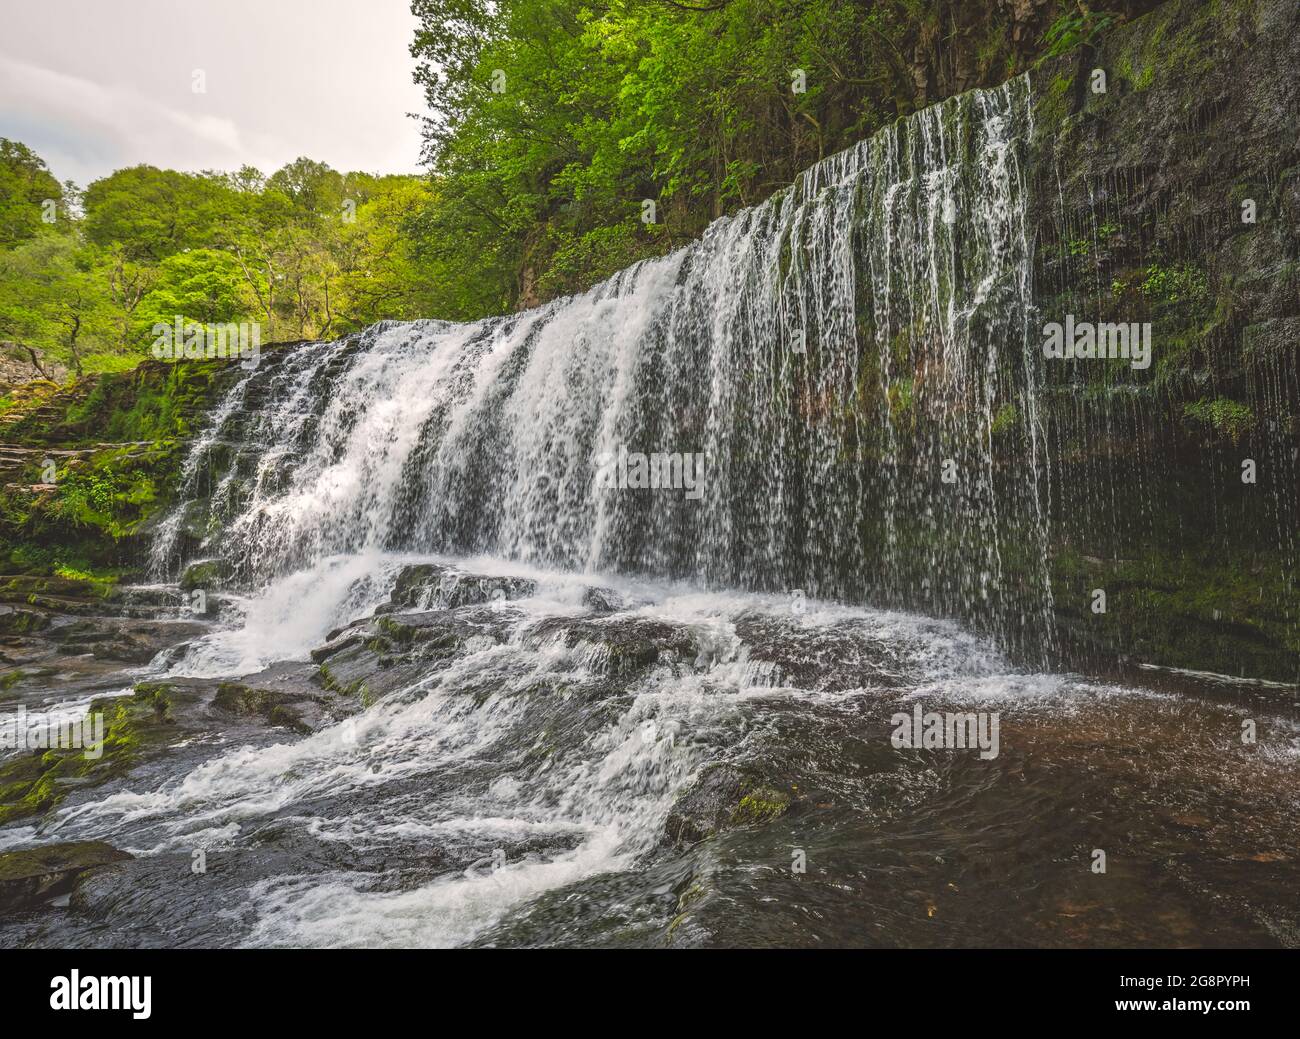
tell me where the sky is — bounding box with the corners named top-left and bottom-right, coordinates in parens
top-left (0, 0), bottom-right (428, 187)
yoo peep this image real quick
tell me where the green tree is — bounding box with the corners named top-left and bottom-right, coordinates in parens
top-left (0, 138), bottom-right (66, 247)
top-left (136, 249), bottom-right (254, 333)
top-left (0, 236), bottom-right (114, 377)
top-left (82, 166), bottom-right (241, 261)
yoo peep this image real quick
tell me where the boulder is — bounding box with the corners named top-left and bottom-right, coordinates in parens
top-left (0, 841), bottom-right (131, 913)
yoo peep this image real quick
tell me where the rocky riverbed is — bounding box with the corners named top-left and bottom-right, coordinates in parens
top-left (2, 558), bottom-right (1297, 948)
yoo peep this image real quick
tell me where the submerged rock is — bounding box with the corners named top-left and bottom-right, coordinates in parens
top-left (664, 763), bottom-right (793, 846)
top-left (581, 586), bottom-right (626, 614)
top-left (524, 616), bottom-right (697, 675)
top-left (734, 613), bottom-right (913, 692)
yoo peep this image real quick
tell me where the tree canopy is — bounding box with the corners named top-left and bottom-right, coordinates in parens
top-left (0, 1), bottom-right (1158, 379)
top-left (407, 0), bottom-right (1159, 311)
top-left (0, 141), bottom-right (443, 377)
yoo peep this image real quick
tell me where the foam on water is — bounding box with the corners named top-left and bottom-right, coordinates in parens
top-left (43, 548), bottom-right (1135, 945)
top-left (150, 75), bottom-right (1060, 660)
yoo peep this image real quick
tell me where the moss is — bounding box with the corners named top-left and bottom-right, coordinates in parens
top-left (1037, 70), bottom-right (1076, 127)
top-left (1182, 398), bottom-right (1255, 444)
top-left (316, 662), bottom-right (368, 699)
top-left (887, 377), bottom-right (915, 427)
top-left (0, 573), bottom-right (116, 606)
top-left (990, 402), bottom-right (1019, 438)
top-left (0, 682), bottom-right (176, 825)
top-left (376, 615), bottom-right (417, 645)
top-left (212, 681), bottom-right (309, 732)
top-left (0, 841), bottom-right (132, 911)
top-left (730, 786), bottom-right (792, 826)
top-left (0, 357), bottom-right (240, 579)
top-left (179, 559), bottom-right (222, 592)
top-left (1052, 545), bottom-right (1299, 681)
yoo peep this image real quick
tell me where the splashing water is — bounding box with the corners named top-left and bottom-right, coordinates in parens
top-left (155, 75), bottom-right (1052, 657)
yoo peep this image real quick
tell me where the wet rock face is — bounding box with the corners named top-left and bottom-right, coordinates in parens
top-left (581, 587), bottom-right (626, 614)
top-left (179, 558), bottom-right (231, 592)
top-left (314, 607), bottom-right (511, 703)
top-left (0, 650), bottom-right (358, 831)
top-left (523, 616), bottom-right (698, 676)
top-left (733, 613), bottom-right (913, 692)
top-left (0, 606), bottom-right (211, 702)
top-left (1027, 0), bottom-right (1300, 684)
top-left (384, 564), bottom-right (537, 612)
top-left (210, 682), bottom-right (317, 735)
top-left (0, 841), bottom-right (131, 912)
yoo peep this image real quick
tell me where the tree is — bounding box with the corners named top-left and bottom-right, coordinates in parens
top-left (82, 166), bottom-right (241, 261)
top-left (0, 236), bottom-right (114, 377)
top-left (136, 249), bottom-right (254, 333)
top-left (0, 138), bottom-right (66, 247)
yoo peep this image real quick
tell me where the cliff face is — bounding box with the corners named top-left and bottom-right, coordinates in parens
top-left (1027, 0), bottom-right (1300, 682)
top-left (1, 0), bottom-right (1295, 687)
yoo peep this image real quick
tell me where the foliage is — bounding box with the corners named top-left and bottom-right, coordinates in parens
top-left (1041, 8), bottom-right (1121, 59)
top-left (408, 0), bottom-right (1157, 314)
top-left (1182, 398), bottom-right (1255, 444)
top-left (0, 139), bottom-right (66, 247)
top-left (0, 140), bottom-right (444, 374)
top-left (0, 1), bottom-right (1159, 372)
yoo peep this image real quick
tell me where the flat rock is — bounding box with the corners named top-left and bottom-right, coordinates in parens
top-left (0, 841), bottom-right (132, 913)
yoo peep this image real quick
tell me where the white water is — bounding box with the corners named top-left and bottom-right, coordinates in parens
top-left (59, 553), bottom-right (1084, 947)
top-left (91, 75), bottom-right (1067, 944)
top-left (154, 75), bottom-right (1052, 654)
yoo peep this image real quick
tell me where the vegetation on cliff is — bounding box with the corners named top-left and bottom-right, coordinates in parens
top-left (0, 2), bottom-right (1168, 384)
top-left (0, 149), bottom-right (441, 378)
top-left (0, 359), bottom-right (236, 578)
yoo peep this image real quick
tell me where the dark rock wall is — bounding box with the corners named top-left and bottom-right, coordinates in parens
top-left (1028, 0), bottom-right (1300, 682)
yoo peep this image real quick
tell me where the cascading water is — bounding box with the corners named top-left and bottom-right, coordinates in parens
top-left (12, 71), bottom-right (1297, 950)
top-left (155, 75), bottom-right (1052, 658)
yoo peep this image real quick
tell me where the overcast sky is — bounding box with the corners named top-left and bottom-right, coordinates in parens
top-left (0, 0), bottom-right (428, 187)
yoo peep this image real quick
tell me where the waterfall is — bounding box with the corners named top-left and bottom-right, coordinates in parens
top-left (24, 66), bottom-right (1300, 951)
top-left (158, 75), bottom-right (1051, 657)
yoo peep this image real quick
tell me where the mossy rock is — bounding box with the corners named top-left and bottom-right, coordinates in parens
top-left (665, 763), bottom-right (794, 846)
top-left (0, 682), bottom-right (176, 826)
top-left (178, 558), bottom-right (229, 592)
top-left (526, 617), bottom-right (697, 675)
top-left (211, 681), bottom-right (310, 733)
top-left (0, 573), bottom-right (114, 606)
top-left (0, 606), bottom-right (50, 634)
top-left (0, 841), bottom-right (132, 912)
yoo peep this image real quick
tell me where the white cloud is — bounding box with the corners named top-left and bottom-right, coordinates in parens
top-left (0, 0), bottom-right (426, 186)
top-left (0, 56), bottom-right (256, 183)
